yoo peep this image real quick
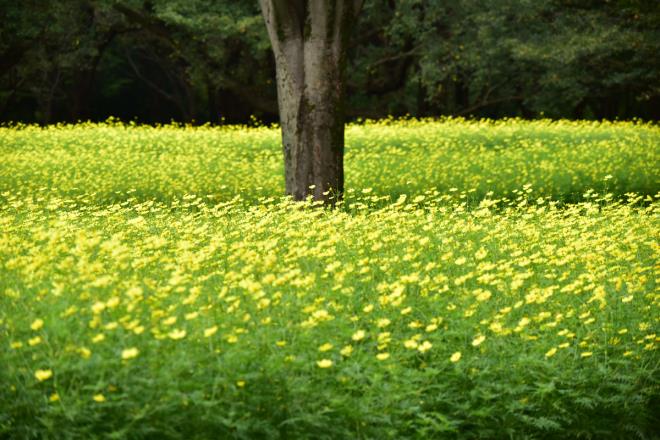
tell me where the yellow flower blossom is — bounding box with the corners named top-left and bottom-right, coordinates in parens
top-left (34, 369), bottom-right (53, 382)
top-left (121, 347), bottom-right (139, 360)
top-left (340, 345), bottom-right (353, 356)
top-left (352, 330), bottom-right (366, 341)
top-left (203, 326), bottom-right (218, 337)
top-left (472, 335), bottom-right (486, 347)
top-left (376, 318), bottom-right (391, 328)
top-left (168, 329), bottom-right (186, 340)
top-left (28, 336), bottom-right (42, 346)
top-left (417, 341), bottom-right (433, 353)
top-left (404, 339), bottom-right (418, 349)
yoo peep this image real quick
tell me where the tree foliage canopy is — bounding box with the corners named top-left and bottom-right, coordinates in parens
top-left (1, 0), bottom-right (658, 123)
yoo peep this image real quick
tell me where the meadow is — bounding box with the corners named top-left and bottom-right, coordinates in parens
top-left (0, 118), bottom-right (658, 439)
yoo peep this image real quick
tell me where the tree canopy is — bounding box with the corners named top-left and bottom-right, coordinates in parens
top-left (1, 0), bottom-right (658, 124)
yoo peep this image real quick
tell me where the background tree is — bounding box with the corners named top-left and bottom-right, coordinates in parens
top-left (1, 0), bottom-right (658, 124)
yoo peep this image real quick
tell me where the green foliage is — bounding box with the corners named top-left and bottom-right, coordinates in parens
top-left (0, 120), bottom-right (658, 438)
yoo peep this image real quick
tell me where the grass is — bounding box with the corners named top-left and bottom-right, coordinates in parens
top-left (0, 118), bottom-right (658, 439)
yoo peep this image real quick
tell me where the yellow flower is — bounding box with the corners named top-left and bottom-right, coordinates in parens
top-left (276, 340), bottom-right (287, 347)
top-left (10, 341), bottom-right (23, 349)
top-left (340, 345), bottom-right (353, 357)
top-left (28, 336), bottom-right (42, 346)
top-left (203, 326), bottom-right (218, 337)
top-left (93, 394), bottom-right (106, 403)
top-left (91, 302), bottom-right (106, 314)
top-left (121, 347), bottom-right (139, 360)
top-left (316, 359), bottom-right (333, 368)
top-left (34, 369), bottom-right (53, 382)
top-left (78, 347), bottom-right (92, 359)
top-left (168, 329), bottom-right (186, 340)
top-left (425, 324), bottom-right (438, 332)
top-left (580, 351), bottom-right (593, 358)
top-left (404, 339), bottom-right (419, 349)
top-left (30, 318), bottom-right (44, 331)
top-left (476, 290), bottom-right (492, 302)
top-left (362, 304), bottom-right (374, 313)
top-left (236, 380), bottom-right (246, 388)
top-left (352, 330), bottom-right (366, 341)
top-left (472, 335), bottom-right (486, 347)
top-left (417, 341), bottom-right (433, 353)
top-left (376, 352), bottom-right (390, 361)
top-left (318, 343), bottom-right (333, 352)
top-left (92, 333), bottom-right (105, 343)
top-left (376, 318), bottom-right (391, 328)
top-left (49, 393), bottom-right (60, 402)
top-left (450, 352), bottom-right (462, 363)
top-left (545, 347), bottom-right (557, 358)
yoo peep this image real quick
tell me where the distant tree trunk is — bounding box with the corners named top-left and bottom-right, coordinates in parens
top-left (259, 0), bottom-right (363, 203)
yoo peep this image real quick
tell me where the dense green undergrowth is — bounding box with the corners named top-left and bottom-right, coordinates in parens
top-left (0, 119), bottom-right (658, 439)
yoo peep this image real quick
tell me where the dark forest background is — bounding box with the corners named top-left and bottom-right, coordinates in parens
top-left (1, 0), bottom-right (658, 125)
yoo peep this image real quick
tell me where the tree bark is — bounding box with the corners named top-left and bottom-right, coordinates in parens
top-left (259, 0), bottom-right (363, 203)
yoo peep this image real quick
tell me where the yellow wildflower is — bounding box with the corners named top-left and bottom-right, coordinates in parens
top-left (28, 336), bottom-right (42, 346)
top-left (352, 330), bottom-right (366, 341)
top-left (203, 326), bottom-right (218, 337)
top-left (404, 339), bottom-right (419, 349)
top-left (168, 329), bottom-right (186, 340)
top-left (121, 347), bottom-right (139, 360)
top-left (34, 369), bottom-right (53, 382)
top-left (417, 341), bottom-right (433, 353)
top-left (376, 318), bottom-right (391, 328)
top-left (340, 345), bottom-right (353, 357)
top-left (472, 335), bottom-right (486, 347)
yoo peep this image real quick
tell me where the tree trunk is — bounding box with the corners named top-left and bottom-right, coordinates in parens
top-left (259, 0), bottom-right (363, 203)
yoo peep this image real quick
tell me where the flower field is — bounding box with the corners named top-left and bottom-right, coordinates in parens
top-left (1, 119), bottom-right (658, 439)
